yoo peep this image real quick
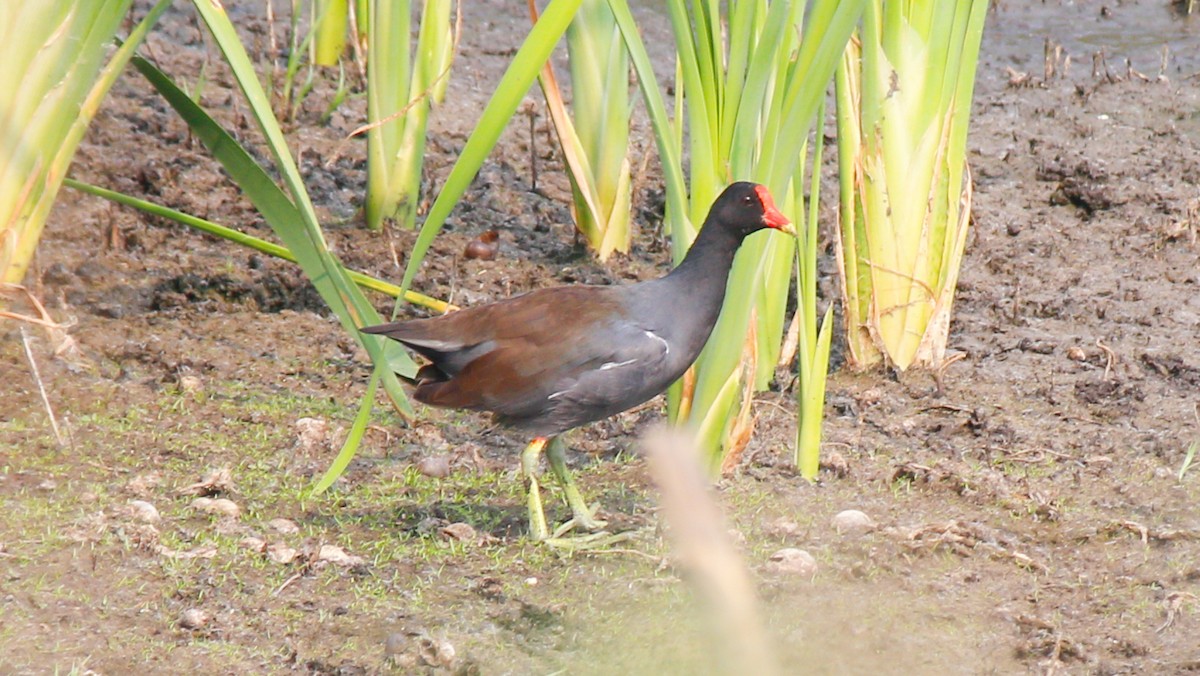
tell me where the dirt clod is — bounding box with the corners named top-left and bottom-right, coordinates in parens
top-left (267, 543), bottom-right (300, 564)
top-left (440, 522), bottom-right (477, 542)
top-left (127, 500), bottom-right (160, 524)
top-left (180, 467), bottom-right (235, 497)
top-left (191, 497), bottom-right (242, 518)
top-left (178, 608), bottom-right (210, 630)
top-left (766, 549), bottom-right (818, 578)
top-left (384, 632), bottom-right (408, 657)
top-left (316, 545), bottom-right (365, 567)
top-left (417, 455), bottom-right (452, 478)
top-left (178, 375), bottom-right (202, 392)
top-left (831, 510), bottom-right (876, 535)
top-left (417, 636), bottom-right (457, 669)
top-left (294, 418), bottom-right (329, 454)
top-left (268, 518), bottom-right (300, 534)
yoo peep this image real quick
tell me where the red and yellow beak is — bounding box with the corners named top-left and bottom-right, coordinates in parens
top-left (754, 184), bottom-right (795, 235)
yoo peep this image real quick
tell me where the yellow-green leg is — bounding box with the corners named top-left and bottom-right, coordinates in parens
top-left (521, 435), bottom-right (621, 548)
top-left (521, 437), bottom-right (550, 541)
top-left (545, 435), bottom-right (606, 533)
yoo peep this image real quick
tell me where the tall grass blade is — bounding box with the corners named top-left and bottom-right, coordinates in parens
top-left (138, 7), bottom-right (416, 415)
top-left (533, 0), bottom-right (633, 260)
top-left (400, 0), bottom-right (583, 293)
top-left (607, 0), bottom-right (690, 254)
top-left (1180, 440), bottom-right (1199, 481)
top-left (313, 0), bottom-right (349, 66)
top-left (1, 0), bottom-right (167, 289)
top-left (64, 178), bottom-right (452, 313)
top-left (794, 100), bottom-right (833, 479)
top-left (616, 0), bottom-right (864, 468)
top-left (311, 370), bottom-right (380, 494)
top-left (363, 0), bottom-right (455, 231)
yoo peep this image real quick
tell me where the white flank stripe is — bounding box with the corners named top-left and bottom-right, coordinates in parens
top-left (644, 330), bottom-right (670, 355)
top-left (599, 359), bottom-right (638, 371)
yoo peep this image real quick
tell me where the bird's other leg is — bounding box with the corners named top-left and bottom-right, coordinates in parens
top-left (545, 435), bottom-right (606, 533)
top-left (521, 437), bottom-right (550, 541)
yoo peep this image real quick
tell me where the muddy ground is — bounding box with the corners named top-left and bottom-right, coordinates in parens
top-left (3, 0), bottom-right (1200, 673)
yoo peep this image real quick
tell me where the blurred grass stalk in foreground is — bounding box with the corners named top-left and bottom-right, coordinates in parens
top-left (615, 0), bottom-right (863, 474)
top-left (0, 0), bottom-right (166, 292)
top-left (364, 0), bottom-right (454, 231)
top-left (532, 0), bottom-right (634, 260)
top-left (642, 427), bottom-right (777, 674)
top-left (835, 0), bottom-right (987, 371)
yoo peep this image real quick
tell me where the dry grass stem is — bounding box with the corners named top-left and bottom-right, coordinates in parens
top-left (19, 326), bottom-right (65, 447)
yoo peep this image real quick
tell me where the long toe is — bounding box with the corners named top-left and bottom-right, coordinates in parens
top-left (541, 531), bottom-right (634, 551)
top-left (569, 510), bottom-right (608, 533)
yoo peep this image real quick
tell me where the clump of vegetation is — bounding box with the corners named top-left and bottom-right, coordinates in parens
top-left (834, 0), bottom-right (988, 371)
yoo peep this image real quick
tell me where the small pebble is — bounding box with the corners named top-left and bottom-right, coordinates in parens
top-left (317, 544), bottom-right (365, 567)
top-left (769, 519), bottom-right (803, 538)
top-left (384, 632), bottom-right (408, 657)
top-left (418, 637), bottom-right (456, 669)
top-left (440, 522), bottom-right (477, 542)
top-left (129, 500), bottom-right (161, 524)
top-left (191, 497), bottom-right (242, 518)
top-left (463, 230), bottom-right (500, 260)
top-left (126, 473), bottom-right (161, 496)
top-left (1066, 346), bottom-right (1087, 361)
top-left (831, 509), bottom-right (877, 535)
top-left (267, 543), bottom-right (299, 564)
top-left (210, 498), bottom-right (242, 518)
top-left (820, 451), bottom-right (850, 477)
top-left (268, 518), bottom-right (299, 534)
top-left (766, 548), bottom-right (818, 578)
top-left (178, 375), bottom-right (202, 392)
top-left (417, 455), bottom-right (451, 478)
top-left (294, 417), bottom-right (329, 453)
top-left (179, 608), bottom-right (209, 630)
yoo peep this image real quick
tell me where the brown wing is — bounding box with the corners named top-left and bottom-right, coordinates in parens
top-left (365, 285), bottom-right (627, 414)
top-left (415, 336), bottom-right (561, 412)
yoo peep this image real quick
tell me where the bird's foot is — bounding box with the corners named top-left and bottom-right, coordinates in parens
top-left (561, 493), bottom-right (607, 533)
top-left (551, 513), bottom-right (608, 539)
top-left (540, 529), bottom-right (634, 551)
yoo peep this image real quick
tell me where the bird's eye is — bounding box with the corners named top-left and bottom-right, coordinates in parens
top-left (743, 195), bottom-right (754, 204)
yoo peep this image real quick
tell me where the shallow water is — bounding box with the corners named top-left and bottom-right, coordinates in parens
top-left (985, 0), bottom-right (1200, 75)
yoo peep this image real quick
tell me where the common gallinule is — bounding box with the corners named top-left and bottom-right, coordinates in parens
top-left (363, 182), bottom-right (792, 542)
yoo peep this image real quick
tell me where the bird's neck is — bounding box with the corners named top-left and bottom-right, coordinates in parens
top-left (665, 222), bottom-right (743, 291)
top-left (650, 223), bottom-right (746, 354)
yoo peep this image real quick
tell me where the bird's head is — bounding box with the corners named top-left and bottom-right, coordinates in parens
top-left (708, 181), bottom-right (795, 238)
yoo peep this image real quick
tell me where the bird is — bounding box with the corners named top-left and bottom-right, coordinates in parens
top-left (362, 181), bottom-right (793, 544)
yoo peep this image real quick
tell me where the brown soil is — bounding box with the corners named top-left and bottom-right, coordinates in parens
top-left (3, 1), bottom-right (1200, 673)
